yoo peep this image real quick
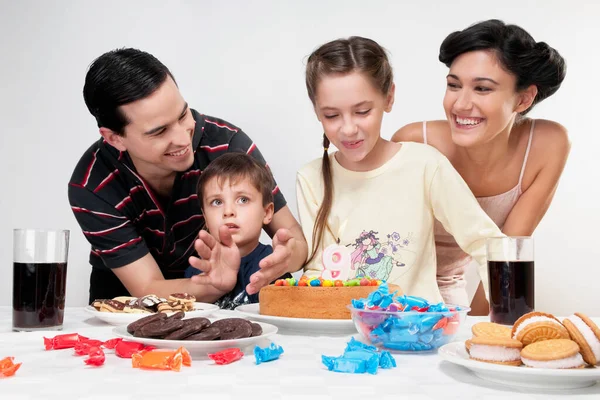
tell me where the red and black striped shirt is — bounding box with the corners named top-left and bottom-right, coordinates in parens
top-left (68, 110), bottom-right (285, 301)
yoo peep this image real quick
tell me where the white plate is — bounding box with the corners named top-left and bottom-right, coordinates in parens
top-left (438, 341), bottom-right (600, 390)
top-left (112, 320), bottom-right (277, 357)
top-left (84, 302), bottom-right (220, 325)
top-left (235, 303), bottom-right (356, 335)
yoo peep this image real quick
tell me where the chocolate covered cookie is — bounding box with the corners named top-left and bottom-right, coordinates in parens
top-left (127, 312), bottom-right (168, 334)
top-left (250, 322), bottom-right (263, 337)
top-left (184, 326), bottom-right (221, 341)
top-left (164, 317), bottom-right (211, 340)
top-left (135, 317), bottom-right (184, 338)
top-left (210, 318), bottom-right (253, 340)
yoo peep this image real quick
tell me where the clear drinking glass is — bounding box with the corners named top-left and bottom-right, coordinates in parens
top-left (486, 236), bottom-right (534, 325)
top-left (12, 229), bottom-right (69, 331)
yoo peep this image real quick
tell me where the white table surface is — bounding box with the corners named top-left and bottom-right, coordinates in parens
top-left (1, 306), bottom-right (598, 400)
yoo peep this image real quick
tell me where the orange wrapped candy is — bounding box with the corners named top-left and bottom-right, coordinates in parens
top-left (131, 347), bottom-right (191, 372)
top-left (1, 357), bottom-right (21, 377)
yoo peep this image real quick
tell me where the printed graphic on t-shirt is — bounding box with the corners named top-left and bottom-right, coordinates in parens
top-left (348, 230), bottom-right (415, 280)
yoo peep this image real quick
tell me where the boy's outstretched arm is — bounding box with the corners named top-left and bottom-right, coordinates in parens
top-left (188, 225), bottom-right (241, 293)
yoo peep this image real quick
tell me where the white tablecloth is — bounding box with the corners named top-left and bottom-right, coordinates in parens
top-left (1, 307), bottom-right (598, 400)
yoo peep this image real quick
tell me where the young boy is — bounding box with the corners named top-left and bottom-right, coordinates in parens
top-left (185, 152), bottom-right (291, 309)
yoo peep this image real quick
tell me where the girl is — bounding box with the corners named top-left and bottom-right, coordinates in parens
top-left (392, 20), bottom-right (569, 313)
top-left (297, 36), bottom-right (504, 303)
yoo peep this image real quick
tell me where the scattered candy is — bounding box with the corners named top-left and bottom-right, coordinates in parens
top-left (254, 343), bottom-right (284, 365)
top-left (115, 341), bottom-right (147, 358)
top-left (102, 338), bottom-right (122, 349)
top-left (84, 347), bottom-right (105, 367)
top-left (74, 339), bottom-right (104, 356)
top-left (132, 347), bottom-right (191, 372)
top-left (44, 333), bottom-right (89, 350)
top-left (0, 357), bottom-right (21, 377)
top-left (322, 338), bottom-right (397, 374)
top-left (208, 348), bottom-right (244, 365)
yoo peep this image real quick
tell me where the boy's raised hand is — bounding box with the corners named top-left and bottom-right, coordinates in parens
top-left (188, 225), bottom-right (241, 293)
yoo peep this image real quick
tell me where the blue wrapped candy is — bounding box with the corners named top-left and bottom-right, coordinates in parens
top-left (322, 337), bottom-right (397, 374)
top-left (322, 354), bottom-right (378, 374)
top-left (344, 337), bottom-right (378, 353)
top-left (254, 342), bottom-right (284, 365)
top-left (394, 294), bottom-right (429, 309)
top-left (427, 302), bottom-right (449, 312)
top-left (379, 351), bottom-right (396, 369)
top-left (365, 283), bottom-right (398, 309)
top-left (351, 299), bottom-right (365, 309)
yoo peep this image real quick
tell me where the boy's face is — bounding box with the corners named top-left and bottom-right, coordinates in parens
top-left (202, 176), bottom-right (274, 256)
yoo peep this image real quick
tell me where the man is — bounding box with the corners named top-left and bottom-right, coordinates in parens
top-left (68, 48), bottom-right (307, 304)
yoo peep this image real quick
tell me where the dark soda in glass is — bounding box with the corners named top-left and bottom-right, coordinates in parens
top-left (487, 260), bottom-right (534, 325)
top-left (12, 262), bottom-right (67, 330)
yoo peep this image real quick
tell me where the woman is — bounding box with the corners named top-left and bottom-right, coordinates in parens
top-left (393, 19), bottom-right (570, 314)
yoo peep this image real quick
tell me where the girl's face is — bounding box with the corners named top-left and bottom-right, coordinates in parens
top-left (443, 50), bottom-right (536, 148)
top-left (314, 71), bottom-right (394, 171)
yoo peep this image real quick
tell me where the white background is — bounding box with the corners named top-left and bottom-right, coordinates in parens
top-left (1, 0), bottom-right (598, 315)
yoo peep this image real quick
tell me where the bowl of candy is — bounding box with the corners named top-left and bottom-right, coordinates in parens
top-left (348, 283), bottom-right (470, 352)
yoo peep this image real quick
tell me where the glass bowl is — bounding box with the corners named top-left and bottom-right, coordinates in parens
top-left (348, 304), bottom-right (470, 352)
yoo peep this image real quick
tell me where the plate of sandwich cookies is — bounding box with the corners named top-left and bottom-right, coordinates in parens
top-left (84, 293), bottom-right (220, 325)
top-left (438, 311), bottom-right (600, 389)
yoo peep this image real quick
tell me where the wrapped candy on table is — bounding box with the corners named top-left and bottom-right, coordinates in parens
top-left (254, 343), bottom-right (283, 365)
top-left (132, 347), bottom-right (191, 372)
top-left (115, 341), bottom-right (147, 359)
top-left (102, 338), bottom-right (122, 350)
top-left (208, 348), bottom-right (244, 365)
top-left (73, 339), bottom-right (105, 356)
top-left (44, 333), bottom-right (89, 350)
top-left (84, 347), bottom-right (105, 367)
top-left (322, 354), bottom-right (379, 375)
top-left (0, 357), bottom-right (21, 377)
top-left (344, 337), bottom-right (378, 353)
top-left (378, 351), bottom-right (396, 369)
top-left (322, 337), bottom-right (397, 374)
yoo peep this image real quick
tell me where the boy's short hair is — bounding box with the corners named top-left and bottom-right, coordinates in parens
top-left (197, 152), bottom-right (275, 207)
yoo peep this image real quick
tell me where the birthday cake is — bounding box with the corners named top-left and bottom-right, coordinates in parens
top-left (260, 241), bottom-right (403, 319)
top-left (259, 277), bottom-right (402, 319)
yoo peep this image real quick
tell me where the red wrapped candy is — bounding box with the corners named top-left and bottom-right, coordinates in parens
top-left (84, 347), bottom-right (105, 366)
top-left (102, 338), bottom-right (123, 350)
top-left (208, 348), bottom-right (244, 365)
top-left (74, 339), bottom-right (105, 356)
top-left (115, 341), bottom-right (146, 358)
top-left (44, 333), bottom-right (89, 350)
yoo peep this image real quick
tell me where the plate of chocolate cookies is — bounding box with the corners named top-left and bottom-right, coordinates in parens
top-left (84, 293), bottom-right (219, 325)
top-left (112, 312), bottom-right (278, 355)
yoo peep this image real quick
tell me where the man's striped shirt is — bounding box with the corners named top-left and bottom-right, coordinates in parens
top-left (68, 110), bottom-right (285, 301)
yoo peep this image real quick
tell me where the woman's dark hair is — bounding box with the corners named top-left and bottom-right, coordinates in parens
top-left (439, 19), bottom-right (566, 114)
top-left (83, 48), bottom-right (175, 135)
top-left (304, 36), bottom-right (393, 265)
